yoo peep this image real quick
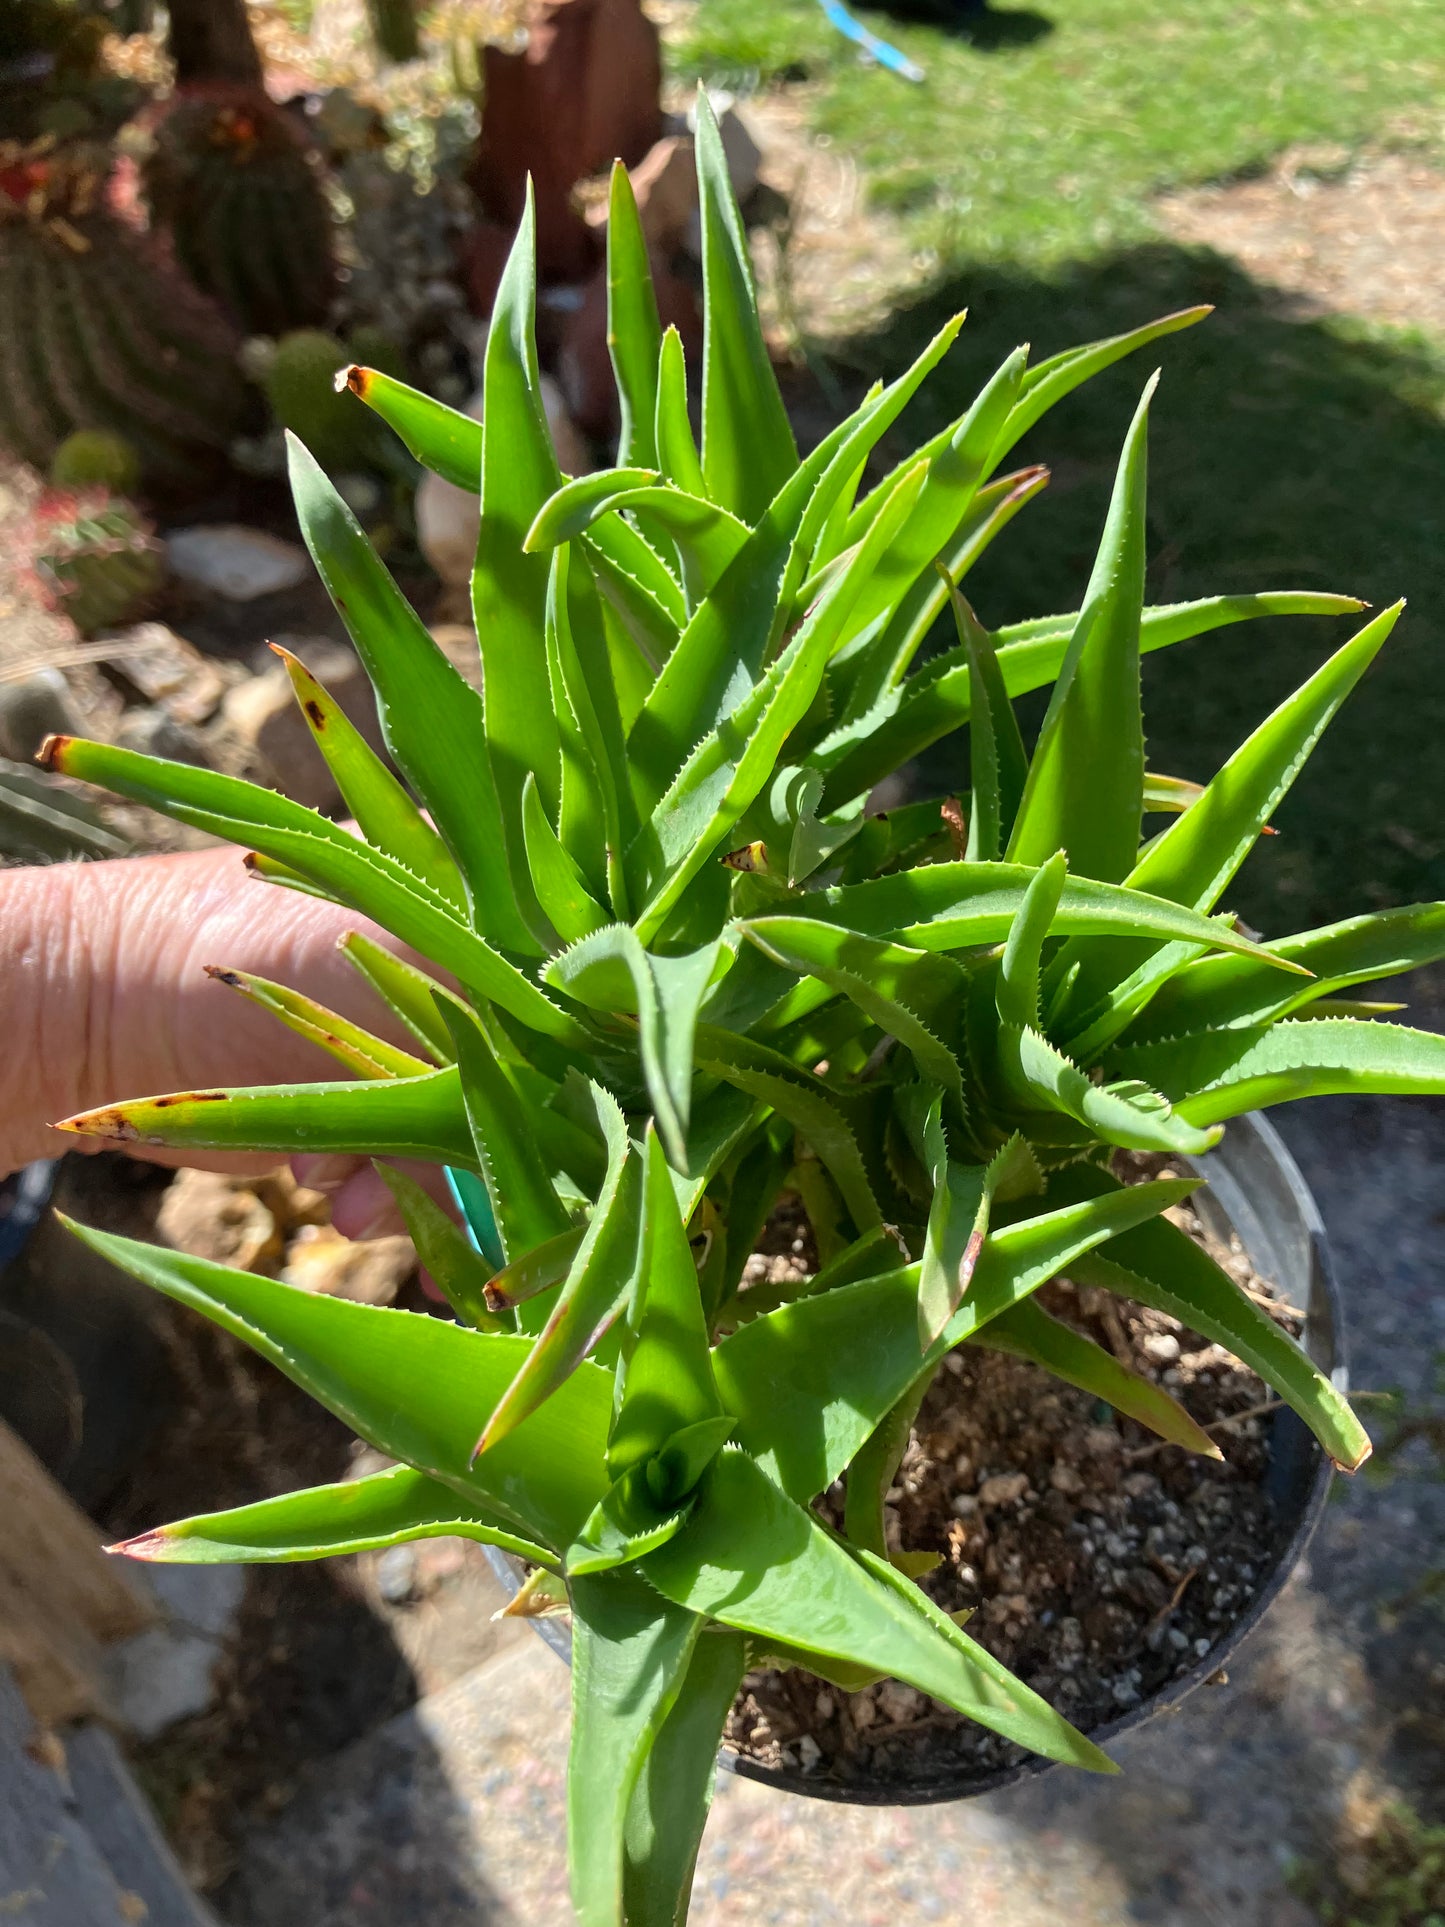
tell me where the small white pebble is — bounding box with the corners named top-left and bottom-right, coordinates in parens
top-left (950, 1493), bottom-right (978, 1519)
top-left (815, 1691), bottom-right (834, 1721)
top-left (877, 1681), bottom-right (924, 1723)
top-left (797, 1734), bottom-right (822, 1771)
top-left (1141, 1332), bottom-right (1181, 1365)
top-left (977, 1472), bottom-right (1030, 1506)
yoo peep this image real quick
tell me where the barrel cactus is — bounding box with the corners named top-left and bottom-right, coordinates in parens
top-left (50, 427), bottom-right (142, 494)
top-left (142, 85), bottom-right (338, 339)
top-left (0, 140), bottom-right (247, 487)
top-left (27, 487), bottom-right (165, 636)
top-left (262, 328), bottom-right (392, 474)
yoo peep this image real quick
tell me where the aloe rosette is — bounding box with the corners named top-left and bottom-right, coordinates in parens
top-left (46, 100), bottom-right (1445, 1927)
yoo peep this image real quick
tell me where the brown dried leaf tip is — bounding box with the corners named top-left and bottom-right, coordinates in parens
top-left (203, 966), bottom-right (245, 990)
top-left (343, 363), bottom-right (370, 398)
top-left (53, 1106), bottom-right (139, 1142)
top-left (35, 733), bottom-right (72, 773)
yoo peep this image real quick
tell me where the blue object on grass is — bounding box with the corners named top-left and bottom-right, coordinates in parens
top-left (444, 1165), bottom-right (505, 1272)
top-left (816, 0), bottom-right (925, 81)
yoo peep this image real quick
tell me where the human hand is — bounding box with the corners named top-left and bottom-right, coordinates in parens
top-left (1, 846), bottom-right (434, 1236)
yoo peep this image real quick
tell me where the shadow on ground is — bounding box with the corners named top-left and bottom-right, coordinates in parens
top-left (869, 1), bottom-right (1055, 50)
top-left (820, 241), bottom-right (1445, 934)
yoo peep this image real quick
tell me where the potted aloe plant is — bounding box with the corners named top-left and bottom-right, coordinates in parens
top-left (44, 98), bottom-right (1445, 1926)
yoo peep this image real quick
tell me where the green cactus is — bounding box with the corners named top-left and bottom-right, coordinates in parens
top-left (0, 142), bottom-right (248, 488)
top-left (29, 488), bottom-right (165, 636)
top-left (142, 85), bottom-right (339, 339)
top-left (50, 428), bottom-right (142, 494)
top-left (263, 328), bottom-right (388, 473)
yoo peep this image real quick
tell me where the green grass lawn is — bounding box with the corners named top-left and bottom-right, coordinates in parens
top-left (670, 0), bottom-right (1445, 935)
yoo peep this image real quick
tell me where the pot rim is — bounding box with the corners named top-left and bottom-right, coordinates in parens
top-left (485, 1110), bottom-right (1340, 1806)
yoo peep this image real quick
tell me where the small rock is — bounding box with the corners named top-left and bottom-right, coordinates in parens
top-left (415, 378), bottom-right (589, 588)
top-left (950, 1493), bottom-right (978, 1519)
top-left (876, 1680), bottom-right (924, 1724)
top-left (1141, 1331), bottom-right (1181, 1366)
top-left (796, 1733), bottom-right (822, 1772)
top-left (157, 1169), bottom-right (281, 1272)
top-left (281, 1224), bottom-right (415, 1304)
top-left (102, 623), bottom-right (227, 726)
top-left (113, 706), bottom-right (212, 767)
top-left (952, 1453), bottom-right (973, 1480)
top-left (1050, 1461), bottom-right (1084, 1495)
top-left (850, 1691), bottom-right (878, 1731)
top-left (977, 1471), bottom-right (1030, 1507)
top-left (108, 1565), bottom-right (244, 1740)
top-left (814, 1690), bottom-right (834, 1721)
top-left (0, 668), bottom-right (78, 761)
top-left (376, 1544), bottom-right (419, 1605)
top-left (167, 525), bottom-right (310, 601)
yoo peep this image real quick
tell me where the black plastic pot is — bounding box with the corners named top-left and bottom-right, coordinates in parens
top-left (485, 1110), bottom-right (1341, 1804)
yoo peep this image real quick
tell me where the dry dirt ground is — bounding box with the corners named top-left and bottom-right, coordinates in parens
top-left (1156, 143), bottom-right (1445, 336)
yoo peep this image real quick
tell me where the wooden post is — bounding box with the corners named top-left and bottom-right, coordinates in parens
top-left (0, 1421), bottom-right (155, 1726)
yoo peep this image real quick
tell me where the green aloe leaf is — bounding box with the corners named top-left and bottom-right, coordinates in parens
top-left (1050, 1165), bottom-right (1370, 1470)
top-left (568, 1573), bottom-right (704, 1927)
top-left (526, 469), bottom-right (665, 549)
top-left (1008, 1026), bottom-right (1222, 1156)
top-left (1107, 1016), bottom-right (1445, 1125)
top-left (796, 861), bottom-right (1304, 970)
top-left (820, 589), bottom-right (1358, 810)
top-left (1120, 904), bottom-right (1445, 1044)
top-left (1059, 603), bottom-right (1405, 1053)
top-left (339, 933), bottom-right (460, 1065)
top-left (271, 644), bottom-right (466, 909)
top-left (203, 966), bottom-right (431, 1080)
top-left (996, 852), bottom-right (1068, 1031)
top-left (112, 1463), bottom-right (555, 1570)
top-left (568, 1465), bottom-right (696, 1577)
top-left (548, 547), bottom-right (636, 918)
top-left (634, 459), bottom-right (931, 937)
top-left (973, 1298), bottom-right (1221, 1457)
top-left (608, 1130), bottom-right (727, 1482)
top-left (654, 325), bottom-right (707, 497)
top-left (474, 184), bottom-right (565, 911)
top-left (694, 1028), bottom-right (882, 1232)
top-left (842, 1365), bottom-right (935, 1560)
top-left (694, 91), bottom-right (797, 521)
top-left (712, 1175), bottom-right (1196, 1503)
top-left (644, 1450), bottom-right (1114, 1772)
top-left (345, 365), bottom-right (480, 490)
top-left (630, 313), bottom-right (965, 813)
top-left (915, 1127), bottom-right (1038, 1349)
top-left (546, 927), bottom-right (722, 1170)
top-left (59, 1067), bottom-right (474, 1164)
top-left (952, 589), bottom-right (1029, 863)
top-left (741, 917), bottom-right (966, 1107)
top-left (479, 1089), bottom-right (642, 1452)
top-left (60, 1219), bottom-right (611, 1548)
top-left (285, 437), bottom-right (533, 953)
top-left (1008, 377), bottom-right (1153, 881)
top-left (373, 1163), bottom-right (503, 1330)
top-left (42, 736), bottom-right (585, 1044)
top-left (522, 770), bottom-right (609, 945)
top-left (995, 305), bottom-right (1209, 461)
top-left (444, 1007), bottom-right (572, 1260)
top-left (622, 1627), bottom-right (749, 1927)
top-left (607, 161), bottom-right (663, 468)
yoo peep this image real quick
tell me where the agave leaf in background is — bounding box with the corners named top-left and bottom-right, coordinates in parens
top-left (62, 1220), bottom-right (611, 1548)
top-left (112, 1463), bottom-right (556, 1569)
